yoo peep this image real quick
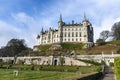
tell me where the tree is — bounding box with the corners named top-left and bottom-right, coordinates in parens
top-left (111, 22), bottom-right (120, 40)
top-left (0, 38), bottom-right (31, 57)
top-left (96, 39), bottom-right (105, 46)
top-left (99, 30), bottom-right (110, 41)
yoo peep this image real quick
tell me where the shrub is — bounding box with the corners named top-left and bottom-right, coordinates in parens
top-left (109, 62), bottom-right (114, 67)
top-left (114, 57), bottom-right (120, 80)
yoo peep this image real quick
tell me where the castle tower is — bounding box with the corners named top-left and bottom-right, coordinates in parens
top-left (82, 12), bottom-right (89, 27)
top-left (82, 13), bottom-right (93, 43)
top-left (58, 14), bottom-right (63, 43)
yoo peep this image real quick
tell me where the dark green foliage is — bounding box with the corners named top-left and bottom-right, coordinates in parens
top-left (31, 65), bottom-right (34, 70)
top-left (111, 22), bottom-right (120, 40)
top-left (38, 65), bottom-right (101, 73)
top-left (109, 62), bottom-right (114, 67)
top-left (77, 72), bottom-right (102, 80)
top-left (96, 39), bottom-right (106, 46)
top-left (61, 43), bottom-right (84, 50)
top-left (114, 57), bottom-right (120, 80)
top-left (0, 38), bottom-right (31, 57)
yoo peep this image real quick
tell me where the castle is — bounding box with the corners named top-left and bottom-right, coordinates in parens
top-left (35, 14), bottom-right (94, 48)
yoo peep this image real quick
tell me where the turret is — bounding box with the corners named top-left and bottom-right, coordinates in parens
top-left (82, 13), bottom-right (90, 27)
top-left (58, 14), bottom-right (63, 27)
top-left (58, 14), bottom-right (63, 43)
top-left (40, 27), bottom-right (44, 34)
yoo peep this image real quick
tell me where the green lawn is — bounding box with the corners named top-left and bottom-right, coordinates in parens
top-left (0, 69), bottom-right (81, 80)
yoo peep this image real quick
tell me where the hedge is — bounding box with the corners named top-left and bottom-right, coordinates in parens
top-left (0, 64), bottom-right (101, 73)
top-left (114, 57), bottom-right (120, 80)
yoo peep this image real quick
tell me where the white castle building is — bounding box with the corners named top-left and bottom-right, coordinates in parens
top-left (36, 14), bottom-right (94, 47)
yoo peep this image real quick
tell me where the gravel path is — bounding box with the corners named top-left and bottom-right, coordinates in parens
top-left (101, 67), bottom-right (115, 80)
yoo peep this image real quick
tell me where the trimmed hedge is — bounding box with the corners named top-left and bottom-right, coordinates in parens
top-left (77, 72), bottom-right (102, 80)
top-left (78, 59), bottom-right (102, 66)
top-left (0, 64), bottom-right (101, 73)
top-left (114, 57), bottom-right (120, 80)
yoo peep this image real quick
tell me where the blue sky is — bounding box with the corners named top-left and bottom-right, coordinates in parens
top-left (0, 0), bottom-right (120, 48)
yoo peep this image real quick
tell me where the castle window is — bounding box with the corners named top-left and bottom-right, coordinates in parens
top-left (76, 32), bottom-right (78, 37)
top-left (76, 39), bottom-right (78, 41)
top-left (72, 39), bottom-right (74, 41)
top-left (54, 35), bottom-right (55, 38)
top-left (64, 32), bottom-right (66, 37)
top-left (72, 32), bottom-right (74, 37)
top-left (68, 32), bottom-right (70, 37)
top-left (79, 32), bottom-right (81, 37)
top-left (80, 39), bottom-right (81, 41)
top-left (72, 28), bottom-right (74, 31)
top-left (68, 39), bottom-right (70, 41)
top-left (64, 28), bottom-right (66, 31)
top-left (65, 39), bottom-right (66, 41)
top-left (84, 35), bottom-right (86, 37)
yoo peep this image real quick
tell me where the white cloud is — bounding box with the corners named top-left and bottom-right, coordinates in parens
top-left (0, 20), bottom-right (21, 47)
top-left (11, 12), bottom-right (55, 48)
top-left (94, 16), bottom-right (120, 42)
top-left (1, 0), bottom-right (120, 48)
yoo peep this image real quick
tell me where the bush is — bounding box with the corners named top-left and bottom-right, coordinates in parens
top-left (96, 39), bottom-right (106, 46)
top-left (114, 57), bottom-right (120, 80)
top-left (109, 62), bottom-right (114, 67)
top-left (78, 72), bottom-right (102, 80)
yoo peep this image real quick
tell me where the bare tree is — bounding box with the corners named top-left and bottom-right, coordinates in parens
top-left (99, 30), bottom-right (110, 41)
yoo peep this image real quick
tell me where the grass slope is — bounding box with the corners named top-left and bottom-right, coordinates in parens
top-left (77, 40), bottom-right (120, 54)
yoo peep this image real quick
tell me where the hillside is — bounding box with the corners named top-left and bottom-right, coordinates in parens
top-left (76, 44), bottom-right (120, 54)
top-left (76, 40), bottom-right (120, 54)
top-left (32, 40), bottom-right (120, 56)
